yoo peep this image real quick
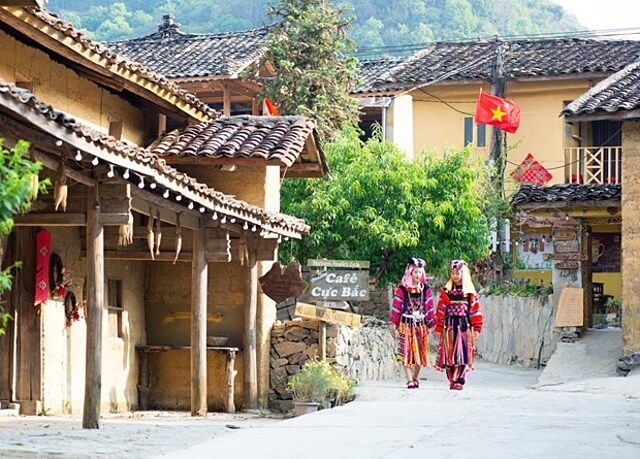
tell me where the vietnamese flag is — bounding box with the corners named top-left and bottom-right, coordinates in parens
top-left (262, 97), bottom-right (280, 116)
top-left (475, 91), bottom-right (521, 134)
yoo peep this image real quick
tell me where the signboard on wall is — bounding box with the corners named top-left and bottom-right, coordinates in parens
top-left (516, 233), bottom-right (553, 270)
top-left (591, 233), bottom-right (621, 273)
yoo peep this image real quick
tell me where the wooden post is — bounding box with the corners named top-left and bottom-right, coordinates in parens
top-left (243, 241), bottom-right (258, 410)
top-left (191, 220), bottom-right (208, 416)
top-left (225, 350), bottom-right (237, 413)
top-left (319, 322), bottom-right (327, 361)
top-left (251, 98), bottom-right (259, 116)
top-left (222, 83), bottom-right (231, 116)
top-left (83, 185), bottom-right (104, 429)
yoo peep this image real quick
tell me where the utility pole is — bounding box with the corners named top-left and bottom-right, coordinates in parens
top-left (490, 37), bottom-right (506, 196)
top-left (489, 37), bottom-right (508, 282)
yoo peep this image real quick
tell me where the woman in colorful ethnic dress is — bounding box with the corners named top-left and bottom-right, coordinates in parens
top-left (434, 259), bottom-right (483, 390)
top-left (390, 258), bottom-right (435, 389)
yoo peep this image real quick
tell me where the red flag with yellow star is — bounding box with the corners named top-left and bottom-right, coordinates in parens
top-left (475, 91), bottom-right (520, 134)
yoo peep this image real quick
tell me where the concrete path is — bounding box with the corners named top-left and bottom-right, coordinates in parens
top-left (1, 329), bottom-right (639, 458)
top-left (161, 361), bottom-right (640, 459)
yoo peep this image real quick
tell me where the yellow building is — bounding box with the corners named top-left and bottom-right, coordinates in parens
top-left (355, 37), bottom-right (640, 357)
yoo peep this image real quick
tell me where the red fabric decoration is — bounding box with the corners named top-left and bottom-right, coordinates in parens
top-left (475, 91), bottom-right (521, 134)
top-left (510, 153), bottom-right (553, 186)
top-left (34, 228), bottom-right (51, 307)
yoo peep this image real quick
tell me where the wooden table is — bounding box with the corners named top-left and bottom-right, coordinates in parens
top-left (136, 345), bottom-right (240, 413)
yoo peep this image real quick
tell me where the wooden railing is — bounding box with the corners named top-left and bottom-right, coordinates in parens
top-left (564, 146), bottom-right (622, 185)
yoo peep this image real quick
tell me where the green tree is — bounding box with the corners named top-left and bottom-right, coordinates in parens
top-left (255, 0), bottom-right (361, 143)
top-left (0, 140), bottom-right (46, 335)
top-left (280, 128), bottom-right (489, 285)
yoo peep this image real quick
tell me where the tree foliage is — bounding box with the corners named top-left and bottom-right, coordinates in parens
top-left (47, 0), bottom-right (582, 52)
top-left (0, 140), bottom-right (46, 335)
top-left (255, 0), bottom-right (361, 143)
top-left (280, 128), bottom-right (489, 285)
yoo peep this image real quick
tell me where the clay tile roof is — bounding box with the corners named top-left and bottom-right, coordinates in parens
top-left (511, 183), bottom-right (621, 207)
top-left (149, 115), bottom-right (328, 176)
top-left (353, 38), bottom-right (640, 94)
top-left (0, 81), bottom-right (309, 237)
top-left (108, 24), bottom-right (270, 79)
top-left (11, 7), bottom-right (217, 120)
top-left (562, 60), bottom-right (640, 117)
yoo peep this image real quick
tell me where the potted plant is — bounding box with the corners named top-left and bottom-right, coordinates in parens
top-left (287, 359), bottom-right (356, 416)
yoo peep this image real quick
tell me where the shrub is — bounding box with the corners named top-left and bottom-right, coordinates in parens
top-left (287, 359), bottom-right (356, 409)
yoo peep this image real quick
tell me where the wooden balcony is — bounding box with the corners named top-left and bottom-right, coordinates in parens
top-left (564, 146), bottom-right (622, 185)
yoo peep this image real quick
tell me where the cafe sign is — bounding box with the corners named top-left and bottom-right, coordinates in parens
top-left (309, 270), bottom-right (369, 301)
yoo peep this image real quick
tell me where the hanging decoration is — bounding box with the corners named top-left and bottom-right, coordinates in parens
top-left (34, 228), bottom-right (51, 307)
top-left (30, 152), bottom-right (39, 199)
top-left (146, 207), bottom-right (155, 260)
top-left (173, 213), bottom-right (182, 265)
top-left (54, 160), bottom-right (68, 212)
top-left (49, 252), bottom-right (69, 298)
top-left (64, 291), bottom-right (83, 327)
top-left (154, 209), bottom-right (162, 257)
top-left (118, 213), bottom-right (134, 246)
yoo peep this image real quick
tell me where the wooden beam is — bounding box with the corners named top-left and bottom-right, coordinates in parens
top-left (130, 194), bottom-right (200, 230)
top-left (83, 186), bottom-right (104, 429)
top-left (190, 220), bottom-right (208, 416)
top-left (14, 213), bottom-right (86, 226)
top-left (0, 1), bottom-right (45, 6)
top-left (243, 238), bottom-right (258, 409)
top-left (0, 113), bottom-right (95, 187)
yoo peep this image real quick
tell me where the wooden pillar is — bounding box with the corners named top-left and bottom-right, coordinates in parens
top-left (251, 98), bottom-right (259, 116)
top-left (319, 322), bottom-right (327, 360)
top-left (225, 350), bottom-right (237, 413)
top-left (243, 241), bottom-right (258, 409)
top-left (83, 185), bottom-right (104, 429)
top-left (222, 83), bottom-right (231, 116)
top-left (190, 220), bottom-right (208, 416)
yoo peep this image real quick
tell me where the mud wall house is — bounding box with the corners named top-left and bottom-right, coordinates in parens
top-left (0, 4), bottom-right (326, 421)
top-left (558, 61), bottom-right (640, 370)
top-left (108, 15), bottom-right (273, 117)
top-left (354, 37), bottom-right (640, 305)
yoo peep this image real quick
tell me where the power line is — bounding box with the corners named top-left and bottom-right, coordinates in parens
top-left (352, 27), bottom-right (640, 59)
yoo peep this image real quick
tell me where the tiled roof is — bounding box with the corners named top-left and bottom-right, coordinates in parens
top-left (0, 81), bottom-right (309, 237)
top-left (1, 6), bottom-right (217, 121)
top-left (109, 25), bottom-right (270, 79)
top-left (354, 38), bottom-right (640, 94)
top-left (149, 116), bottom-right (327, 175)
top-left (562, 61), bottom-right (640, 116)
top-left (511, 183), bottom-right (621, 207)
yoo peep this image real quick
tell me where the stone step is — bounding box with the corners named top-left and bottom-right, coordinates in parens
top-left (0, 402), bottom-right (20, 417)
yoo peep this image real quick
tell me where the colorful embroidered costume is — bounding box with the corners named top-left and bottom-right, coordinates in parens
top-left (434, 259), bottom-right (483, 390)
top-left (390, 260), bottom-right (435, 371)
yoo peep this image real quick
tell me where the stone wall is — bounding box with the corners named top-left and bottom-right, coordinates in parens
top-left (358, 285), bottom-right (393, 320)
top-left (269, 316), bottom-right (397, 411)
top-left (475, 294), bottom-right (558, 367)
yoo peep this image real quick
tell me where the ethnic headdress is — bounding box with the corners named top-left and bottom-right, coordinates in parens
top-left (446, 258), bottom-right (476, 295)
top-left (450, 259), bottom-right (467, 270)
top-left (400, 257), bottom-right (427, 288)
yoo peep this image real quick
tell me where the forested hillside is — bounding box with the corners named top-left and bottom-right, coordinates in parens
top-left (46, 0), bottom-right (582, 57)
